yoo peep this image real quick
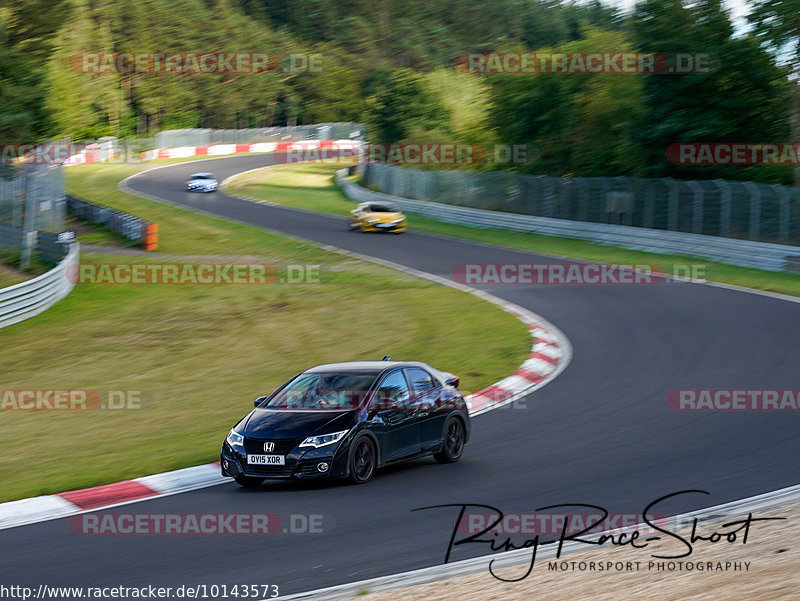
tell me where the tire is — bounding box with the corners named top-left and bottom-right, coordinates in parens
top-left (234, 475), bottom-right (264, 487)
top-left (348, 436), bottom-right (377, 484)
top-left (434, 416), bottom-right (465, 463)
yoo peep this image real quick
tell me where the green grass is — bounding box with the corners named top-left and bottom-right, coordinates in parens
top-left (226, 162), bottom-right (800, 298)
top-left (0, 159), bottom-right (530, 502)
top-left (0, 250), bottom-right (52, 287)
top-left (0, 261), bottom-right (29, 288)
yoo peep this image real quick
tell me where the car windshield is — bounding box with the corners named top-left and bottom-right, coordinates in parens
top-left (262, 372), bottom-right (378, 410)
top-left (191, 174), bottom-right (213, 179)
top-left (368, 204), bottom-right (397, 213)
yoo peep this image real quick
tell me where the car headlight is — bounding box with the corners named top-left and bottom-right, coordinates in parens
top-left (299, 429), bottom-right (349, 448)
top-left (364, 217), bottom-right (379, 223)
top-left (226, 429), bottom-right (244, 448)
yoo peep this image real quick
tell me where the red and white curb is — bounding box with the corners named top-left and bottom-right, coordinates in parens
top-left (63, 139), bottom-right (361, 166)
top-left (467, 312), bottom-right (566, 416)
top-left (140, 139), bottom-right (361, 161)
top-left (0, 464), bottom-right (228, 530)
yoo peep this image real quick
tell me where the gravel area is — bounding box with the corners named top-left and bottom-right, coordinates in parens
top-left (349, 503), bottom-right (799, 601)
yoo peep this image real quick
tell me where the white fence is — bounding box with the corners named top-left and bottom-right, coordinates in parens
top-left (0, 243), bottom-right (79, 330)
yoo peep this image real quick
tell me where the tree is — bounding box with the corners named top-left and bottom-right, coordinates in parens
top-left (490, 27), bottom-right (644, 176)
top-left (630, 0), bottom-right (790, 181)
top-left (0, 0), bottom-right (70, 142)
top-left (363, 68), bottom-right (448, 143)
top-left (749, 0), bottom-right (800, 185)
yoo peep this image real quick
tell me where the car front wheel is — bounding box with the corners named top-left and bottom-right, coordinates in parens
top-left (434, 416), bottom-right (465, 463)
top-left (349, 436), bottom-right (377, 484)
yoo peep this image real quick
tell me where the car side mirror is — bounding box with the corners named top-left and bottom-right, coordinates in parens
top-left (444, 375), bottom-right (460, 388)
top-left (254, 395), bottom-right (267, 408)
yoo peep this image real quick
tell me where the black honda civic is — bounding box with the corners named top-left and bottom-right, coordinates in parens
top-left (220, 360), bottom-right (470, 486)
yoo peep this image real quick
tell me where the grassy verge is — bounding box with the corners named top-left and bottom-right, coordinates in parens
top-left (226, 162), bottom-right (800, 298)
top-left (0, 259), bottom-right (29, 288)
top-left (0, 250), bottom-right (52, 287)
top-left (0, 159), bottom-right (530, 502)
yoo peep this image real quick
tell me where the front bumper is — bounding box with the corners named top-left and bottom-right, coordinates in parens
top-left (220, 441), bottom-right (348, 480)
top-left (361, 221), bottom-right (407, 233)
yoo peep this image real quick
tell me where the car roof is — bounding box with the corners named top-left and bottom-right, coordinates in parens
top-left (304, 361), bottom-right (434, 374)
top-left (189, 172), bottom-right (214, 177)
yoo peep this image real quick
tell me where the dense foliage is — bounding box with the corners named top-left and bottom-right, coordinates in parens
top-left (0, 0), bottom-right (796, 182)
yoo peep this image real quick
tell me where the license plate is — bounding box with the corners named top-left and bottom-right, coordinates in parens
top-left (247, 454), bottom-right (285, 465)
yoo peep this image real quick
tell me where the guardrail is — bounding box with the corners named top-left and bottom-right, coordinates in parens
top-left (66, 195), bottom-right (157, 250)
top-left (336, 168), bottom-right (800, 273)
top-left (0, 242), bottom-right (79, 330)
top-left (359, 162), bottom-right (800, 246)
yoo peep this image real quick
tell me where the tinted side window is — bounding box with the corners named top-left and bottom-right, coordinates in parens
top-left (406, 368), bottom-right (438, 395)
top-left (372, 371), bottom-right (410, 408)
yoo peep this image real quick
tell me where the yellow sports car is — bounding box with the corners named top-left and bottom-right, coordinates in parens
top-left (348, 202), bottom-right (407, 233)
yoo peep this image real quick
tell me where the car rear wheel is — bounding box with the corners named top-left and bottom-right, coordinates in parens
top-left (349, 437), bottom-right (377, 484)
top-left (434, 416), bottom-right (465, 463)
top-left (234, 475), bottom-right (264, 487)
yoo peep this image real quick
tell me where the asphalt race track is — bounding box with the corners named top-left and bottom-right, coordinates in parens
top-left (3, 153), bottom-right (800, 595)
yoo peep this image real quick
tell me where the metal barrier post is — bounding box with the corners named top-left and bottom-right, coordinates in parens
top-left (20, 171), bottom-right (35, 269)
top-left (645, 184), bottom-right (655, 229)
top-left (714, 179), bottom-right (731, 237)
top-left (773, 184), bottom-right (790, 244)
top-left (686, 181), bottom-right (704, 234)
top-left (744, 182), bottom-right (761, 241)
top-left (667, 178), bottom-right (679, 231)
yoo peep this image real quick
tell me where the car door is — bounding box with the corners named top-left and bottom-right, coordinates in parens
top-left (405, 367), bottom-right (446, 452)
top-left (365, 370), bottom-right (419, 462)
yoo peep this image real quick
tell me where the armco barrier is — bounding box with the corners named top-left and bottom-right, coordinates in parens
top-left (336, 168), bottom-right (800, 273)
top-left (0, 242), bottom-right (79, 330)
top-left (66, 195), bottom-right (156, 250)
